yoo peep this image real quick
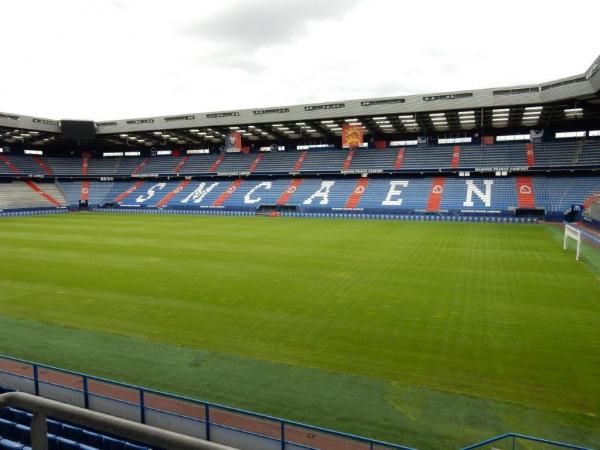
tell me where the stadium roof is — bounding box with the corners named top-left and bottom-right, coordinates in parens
top-left (1, 54), bottom-right (599, 148)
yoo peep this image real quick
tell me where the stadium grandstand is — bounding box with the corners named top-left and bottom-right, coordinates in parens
top-left (0, 31), bottom-right (599, 450)
top-left (1, 54), bottom-right (600, 224)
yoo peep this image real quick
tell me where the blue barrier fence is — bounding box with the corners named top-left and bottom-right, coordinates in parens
top-left (460, 432), bottom-right (594, 450)
top-left (0, 205), bottom-right (540, 224)
top-left (0, 207), bottom-right (69, 218)
top-left (91, 206), bottom-right (538, 224)
top-left (0, 354), bottom-right (415, 450)
top-left (0, 355), bottom-right (593, 450)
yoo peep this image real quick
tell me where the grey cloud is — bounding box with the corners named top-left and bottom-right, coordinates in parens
top-left (331, 82), bottom-right (414, 100)
top-left (184, 0), bottom-right (363, 50)
top-left (191, 54), bottom-right (268, 74)
top-left (441, 63), bottom-right (457, 72)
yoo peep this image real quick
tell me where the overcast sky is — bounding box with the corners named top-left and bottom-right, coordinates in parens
top-left (1, 0), bottom-right (598, 120)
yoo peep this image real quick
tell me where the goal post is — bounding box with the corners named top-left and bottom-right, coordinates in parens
top-left (563, 224), bottom-right (582, 261)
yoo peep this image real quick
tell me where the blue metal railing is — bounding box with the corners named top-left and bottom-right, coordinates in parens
top-left (0, 353), bottom-right (415, 450)
top-left (0, 353), bottom-right (594, 450)
top-left (460, 432), bottom-right (594, 450)
top-left (2, 353), bottom-right (595, 450)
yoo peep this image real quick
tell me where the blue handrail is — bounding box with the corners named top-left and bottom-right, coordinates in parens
top-left (460, 432), bottom-right (594, 450)
top-left (0, 353), bottom-right (416, 450)
top-left (0, 353), bottom-right (594, 450)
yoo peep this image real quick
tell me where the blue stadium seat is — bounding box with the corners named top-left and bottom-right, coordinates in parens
top-left (80, 430), bottom-right (104, 448)
top-left (0, 438), bottom-right (29, 450)
top-left (103, 435), bottom-right (127, 450)
top-left (0, 419), bottom-right (18, 441)
top-left (2, 141), bottom-right (600, 219)
top-left (56, 174), bottom-right (600, 218)
top-left (0, 407), bottom-right (150, 450)
top-left (2, 138), bottom-right (599, 179)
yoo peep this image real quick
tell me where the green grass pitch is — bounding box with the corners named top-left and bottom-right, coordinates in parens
top-left (0, 213), bottom-right (599, 449)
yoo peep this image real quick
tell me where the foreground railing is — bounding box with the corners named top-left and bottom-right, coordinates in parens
top-left (1, 354), bottom-right (593, 450)
top-left (460, 432), bottom-right (594, 450)
top-left (0, 353), bottom-right (594, 450)
top-left (0, 391), bottom-right (234, 450)
top-left (0, 354), bottom-right (415, 450)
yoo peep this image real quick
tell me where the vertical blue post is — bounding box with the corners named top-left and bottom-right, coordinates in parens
top-left (512, 435), bottom-right (516, 450)
top-left (280, 421), bottom-right (285, 450)
top-left (83, 376), bottom-right (89, 409)
top-left (33, 364), bottom-right (39, 396)
top-left (139, 389), bottom-right (145, 424)
top-left (204, 403), bottom-right (210, 441)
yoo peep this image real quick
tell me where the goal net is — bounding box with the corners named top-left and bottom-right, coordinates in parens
top-left (563, 224), bottom-right (582, 261)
